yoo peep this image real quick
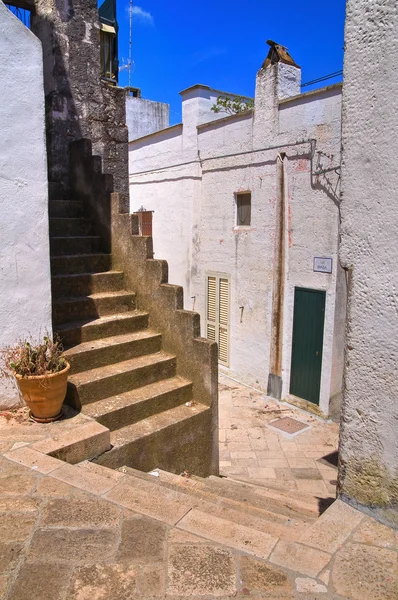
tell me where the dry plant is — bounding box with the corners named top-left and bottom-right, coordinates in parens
top-left (0, 336), bottom-right (67, 379)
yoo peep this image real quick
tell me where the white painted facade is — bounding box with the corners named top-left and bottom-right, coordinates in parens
top-left (128, 61), bottom-right (344, 418)
top-left (0, 5), bottom-right (52, 408)
top-left (126, 95), bottom-right (170, 142)
top-left (338, 0), bottom-right (398, 514)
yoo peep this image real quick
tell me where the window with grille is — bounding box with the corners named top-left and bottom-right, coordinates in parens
top-left (236, 192), bottom-right (251, 226)
top-left (206, 274), bottom-right (230, 366)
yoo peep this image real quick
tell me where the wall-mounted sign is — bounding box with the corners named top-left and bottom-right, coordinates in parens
top-left (313, 257), bottom-right (332, 273)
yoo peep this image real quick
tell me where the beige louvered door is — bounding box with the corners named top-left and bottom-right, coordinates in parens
top-left (206, 274), bottom-right (230, 366)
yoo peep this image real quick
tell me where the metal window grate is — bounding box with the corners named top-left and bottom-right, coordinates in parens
top-left (5, 4), bottom-right (31, 28)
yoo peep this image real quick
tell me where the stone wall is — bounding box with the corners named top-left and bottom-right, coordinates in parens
top-left (0, 4), bottom-right (52, 408)
top-left (30, 0), bottom-right (129, 211)
top-left (338, 0), bottom-right (398, 521)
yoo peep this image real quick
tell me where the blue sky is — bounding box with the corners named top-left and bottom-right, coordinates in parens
top-left (115, 0), bottom-right (347, 125)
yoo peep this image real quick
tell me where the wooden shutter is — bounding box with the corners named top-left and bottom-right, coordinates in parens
top-left (206, 274), bottom-right (230, 366)
top-left (218, 278), bottom-right (229, 364)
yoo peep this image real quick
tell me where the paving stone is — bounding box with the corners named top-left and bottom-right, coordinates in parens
top-left (69, 563), bottom-right (137, 600)
top-left (0, 496), bottom-right (40, 513)
top-left (116, 515), bottom-right (167, 563)
top-left (287, 458), bottom-right (317, 469)
top-left (6, 562), bottom-right (73, 600)
top-left (299, 499), bottom-right (364, 553)
top-left (4, 447), bottom-right (62, 474)
top-left (34, 476), bottom-right (75, 498)
top-left (0, 513), bottom-right (37, 542)
top-left (0, 542), bottom-right (24, 574)
top-left (239, 555), bottom-right (293, 596)
top-left (39, 494), bottom-right (121, 528)
top-left (319, 569), bottom-right (330, 585)
top-left (177, 509), bottom-right (278, 559)
top-left (136, 563), bottom-right (165, 597)
top-left (167, 544), bottom-right (236, 597)
top-left (168, 528), bottom-right (211, 545)
top-left (0, 471), bottom-right (37, 495)
top-left (352, 516), bottom-right (396, 548)
top-left (230, 451), bottom-right (257, 459)
top-left (77, 460), bottom-right (126, 483)
top-left (332, 543), bottom-right (398, 600)
top-left (295, 479), bottom-right (329, 496)
top-left (269, 540), bottom-right (331, 578)
top-left (247, 467), bottom-right (277, 479)
top-left (50, 462), bottom-right (119, 495)
top-left (295, 577), bottom-right (327, 593)
top-left (258, 458), bottom-right (290, 468)
top-left (291, 468), bottom-right (323, 480)
top-left (27, 528), bottom-right (119, 564)
top-left (105, 480), bottom-right (193, 526)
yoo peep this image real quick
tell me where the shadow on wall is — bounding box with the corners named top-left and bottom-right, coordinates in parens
top-left (21, 0), bottom-right (129, 209)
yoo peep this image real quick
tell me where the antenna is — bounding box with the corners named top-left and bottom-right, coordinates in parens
top-left (128, 0), bottom-right (133, 87)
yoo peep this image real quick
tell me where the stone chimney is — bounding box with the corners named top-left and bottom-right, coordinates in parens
top-left (253, 41), bottom-right (301, 147)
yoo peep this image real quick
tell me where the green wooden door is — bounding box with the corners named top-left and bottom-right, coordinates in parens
top-left (289, 287), bottom-right (326, 405)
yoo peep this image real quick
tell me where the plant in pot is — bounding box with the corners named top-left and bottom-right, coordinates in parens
top-left (1, 336), bottom-right (70, 423)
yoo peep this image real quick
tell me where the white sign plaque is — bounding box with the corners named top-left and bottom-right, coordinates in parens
top-left (313, 257), bottom-right (332, 273)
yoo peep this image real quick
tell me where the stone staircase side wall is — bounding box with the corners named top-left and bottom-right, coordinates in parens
top-left (69, 139), bottom-right (219, 476)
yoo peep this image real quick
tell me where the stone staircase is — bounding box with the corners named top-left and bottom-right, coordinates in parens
top-left (76, 460), bottom-right (320, 549)
top-left (49, 190), bottom-right (212, 474)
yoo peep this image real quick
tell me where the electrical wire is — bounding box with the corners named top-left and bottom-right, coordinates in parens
top-left (301, 71), bottom-right (343, 88)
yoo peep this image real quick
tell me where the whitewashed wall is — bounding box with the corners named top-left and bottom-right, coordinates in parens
top-left (0, 5), bottom-right (52, 408)
top-left (128, 69), bottom-right (344, 417)
top-left (126, 96), bottom-right (170, 142)
top-left (338, 0), bottom-right (398, 515)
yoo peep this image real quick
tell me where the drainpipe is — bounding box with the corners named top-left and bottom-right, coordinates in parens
top-left (267, 153), bottom-right (287, 399)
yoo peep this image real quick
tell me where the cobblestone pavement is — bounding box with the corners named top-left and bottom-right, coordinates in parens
top-left (218, 374), bottom-right (339, 502)
top-left (0, 391), bottom-right (397, 600)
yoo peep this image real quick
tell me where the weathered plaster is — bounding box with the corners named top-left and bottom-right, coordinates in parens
top-left (126, 96), bottom-right (170, 142)
top-left (338, 0), bottom-right (398, 518)
top-left (128, 63), bottom-right (344, 417)
top-left (0, 4), bottom-right (52, 408)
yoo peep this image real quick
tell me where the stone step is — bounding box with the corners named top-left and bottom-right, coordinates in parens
top-left (201, 475), bottom-right (320, 518)
top-left (53, 290), bottom-right (136, 325)
top-left (55, 311), bottom-right (149, 346)
top-left (51, 271), bottom-right (124, 297)
top-left (88, 464), bottom-right (302, 555)
top-left (117, 466), bottom-right (311, 540)
top-left (50, 236), bottom-right (101, 257)
top-left (51, 253), bottom-right (111, 276)
top-left (82, 376), bottom-right (193, 431)
top-left (66, 351), bottom-right (177, 407)
top-left (64, 330), bottom-right (163, 374)
top-left (48, 181), bottom-right (67, 200)
top-left (122, 466), bottom-right (316, 522)
top-left (49, 217), bottom-right (93, 237)
top-left (49, 200), bottom-right (85, 218)
top-left (96, 403), bottom-right (212, 473)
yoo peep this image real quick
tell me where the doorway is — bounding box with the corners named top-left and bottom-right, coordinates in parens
top-left (289, 287), bottom-right (326, 405)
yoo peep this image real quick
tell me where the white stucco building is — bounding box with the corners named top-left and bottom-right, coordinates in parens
top-left (0, 4), bottom-right (52, 408)
top-left (128, 44), bottom-right (345, 419)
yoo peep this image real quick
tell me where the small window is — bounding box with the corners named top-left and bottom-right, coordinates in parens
top-left (236, 192), bottom-right (251, 226)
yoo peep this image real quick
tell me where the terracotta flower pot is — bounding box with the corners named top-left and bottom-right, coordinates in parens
top-left (15, 362), bottom-right (70, 423)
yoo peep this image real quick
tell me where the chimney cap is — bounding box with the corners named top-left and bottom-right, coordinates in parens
top-left (262, 40), bottom-right (300, 69)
